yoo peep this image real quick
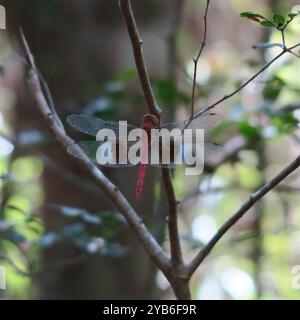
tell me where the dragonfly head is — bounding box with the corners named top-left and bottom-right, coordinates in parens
top-left (142, 114), bottom-right (159, 128)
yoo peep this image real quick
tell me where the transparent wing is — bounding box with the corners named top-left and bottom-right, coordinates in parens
top-left (68, 139), bottom-right (223, 169)
top-left (160, 112), bottom-right (222, 132)
top-left (67, 114), bottom-right (136, 137)
top-left (68, 141), bottom-right (137, 168)
top-left (150, 141), bottom-right (223, 168)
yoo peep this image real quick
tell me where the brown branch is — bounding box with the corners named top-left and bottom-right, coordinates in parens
top-left (166, 0), bottom-right (186, 266)
top-left (191, 0), bottom-right (210, 117)
top-left (20, 29), bottom-right (171, 275)
top-left (187, 153), bottom-right (300, 277)
top-left (162, 169), bottom-right (183, 269)
top-left (192, 42), bottom-right (300, 119)
top-left (119, 1), bottom-right (186, 298)
top-left (165, 0), bottom-right (185, 269)
top-left (119, 0), bottom-right (161, 117)
top-left (119, 0), bottom-right (183, 264)
top-left (183, 183), bottom-right (300, 204)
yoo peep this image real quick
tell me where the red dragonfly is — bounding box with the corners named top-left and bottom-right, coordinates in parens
top-left (67, 112), bottom-right (222, 200)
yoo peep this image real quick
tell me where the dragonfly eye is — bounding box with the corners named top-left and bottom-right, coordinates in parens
top-left (142, 114), bottom-right (158, 127)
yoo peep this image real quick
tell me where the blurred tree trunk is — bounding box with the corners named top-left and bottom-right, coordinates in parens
top-left (4, 0), bottom-right (172, 299)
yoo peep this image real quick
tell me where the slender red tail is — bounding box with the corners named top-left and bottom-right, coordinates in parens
top-left (136, 164), bottom-right (147, 201)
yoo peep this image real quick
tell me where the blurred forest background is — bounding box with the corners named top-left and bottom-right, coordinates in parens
top-left (1, 0), bottom-right (300, 299)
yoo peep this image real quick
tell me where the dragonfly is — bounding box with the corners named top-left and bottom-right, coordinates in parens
top-left (67, 112), bottom-right (222, 200)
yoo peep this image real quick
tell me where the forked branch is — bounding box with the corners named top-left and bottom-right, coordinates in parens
top-left (20, 2), bottom-right (300, 300)
top-left (119, 0), bottom-right (184, 277)
top-left (191, 0), bottom-right (210, 117)
top-left (193, 43), bottom-right (300, 119)
top-left (20, 29), bottom-right (171, 276)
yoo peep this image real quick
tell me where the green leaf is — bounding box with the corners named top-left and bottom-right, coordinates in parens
top-left (152, 78), bottom-right (190, 107)
top-left (240, 12), bottom-right (263, 20)
top-left (238, 121), bottom-right (260, 139)
top-left (99, 212), bottom-right (126, 229)
top-left (240, 12), bottom-right (277, 28)
top-left (273, 14), bottom-right (285, 26)
top-left (260, 20), bottom-right (274, 27)
top-left (271, 114), bottom-right (298, 133)
top-left (288, 13), bottom-right (298, 19)
top-left (263, 76), bottom-right (285, 101)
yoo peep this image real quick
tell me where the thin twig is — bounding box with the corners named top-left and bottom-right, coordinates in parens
top-left (192, 42), bottom-right (300, 119)
top-left (288, 49), bottom-right (300, 58)
top-left (280, 29), bottom-right (287, 49)
top-left (119, 0), bottom-right (161, 117)
top-left (183, 182), bottom-right (300, 204)
top-left (187, 153), bottom-right (300, 277)
top-left (20, 28), bottom-right (171, 275)
top-left (38, 72), bottom-right (64, 130)
top-left (191, 0), bottom-right (210, 118)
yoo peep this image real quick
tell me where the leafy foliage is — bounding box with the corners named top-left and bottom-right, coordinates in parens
top-left (240, 10), bottom-right (299, 29)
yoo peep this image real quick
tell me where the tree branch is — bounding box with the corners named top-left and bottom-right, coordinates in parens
top-left (119, 0), bottom-right (161, 117)
top-left (192, 42), bottom-right (300, 119)
top-left (191, 0), bottom-right (210, 117)
top-left (187, 153), bottom-right (300, 277)
top-left (119, 2), bottom-right (187, 299)
top-left (165, 0), bottom-right (185, 271)
top-left (20, 29), bottom-right (171, 275)
top-left (162, 169), bottom-right (183, 269)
